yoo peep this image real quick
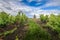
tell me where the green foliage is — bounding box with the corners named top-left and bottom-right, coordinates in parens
top-left (47, 14), bottom-right (60, 31)
top-left (39, 14), bottom-right (60, 39)
top-left (0, 11), bottom-right (28, 28)
top-left (46, 14), bottom-right (60, 38)
top-left (0, 12), bottom-right (9, 27)
top-left (40, 14), bottom-right (49, 23)
top-left (0, 11), bottom-right (60, 40)
top-left (15, 35), bottom-right (19, 40)
top-left (15, 12), bottom-right (28, 27)
top-left (8, 15), bottom-right (16, 24)
top-left (24, 20), bottom-right (51, 40)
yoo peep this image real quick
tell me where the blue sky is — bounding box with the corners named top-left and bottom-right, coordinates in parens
top-left (0, 0), bottom-right (60, 18)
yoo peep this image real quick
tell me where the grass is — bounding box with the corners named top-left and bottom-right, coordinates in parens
top-left (24, 20), bottom-right (51, 40)
top-left (15, 35), bottom-right (19, 40)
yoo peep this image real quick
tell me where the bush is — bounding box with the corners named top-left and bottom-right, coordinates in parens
top-left (15, 12), bottom-right (28, 27)
top-left (40, 14), bottom-right (49, 23)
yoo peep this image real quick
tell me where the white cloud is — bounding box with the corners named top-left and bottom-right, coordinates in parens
top-left (41, 0), bottom-right (60, 8)
top-left (27, 0), bottom-right (42, 2)
top-left (32, 10), bottom-right (60, 18)
top-left (0, 0), bottom-right (60, 18)
top-left (27, 0), bottom-right (35, 2)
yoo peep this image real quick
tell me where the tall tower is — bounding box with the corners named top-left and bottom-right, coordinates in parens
top-left (33, 14), bottom-right (36, 19)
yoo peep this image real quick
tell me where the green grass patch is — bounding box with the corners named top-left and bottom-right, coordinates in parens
top-left (24, 20), bottom-right (51, 40)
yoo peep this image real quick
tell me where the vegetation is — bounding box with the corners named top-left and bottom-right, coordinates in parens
top-left (15, 12), bottom-right (28, 27)
top-left (0, 11), bottom-right (60, 40)
top-left (24, 20), bottom-right (51, 40)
